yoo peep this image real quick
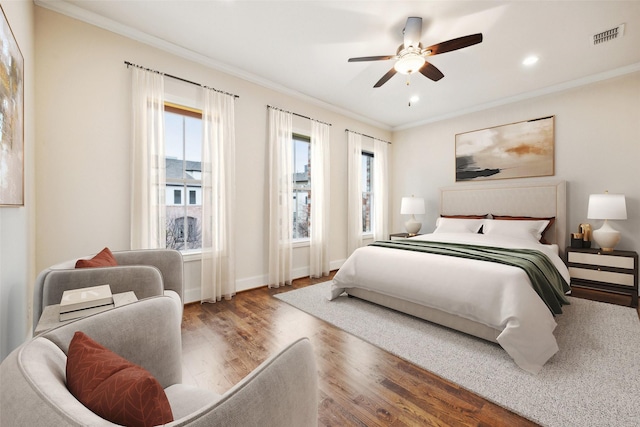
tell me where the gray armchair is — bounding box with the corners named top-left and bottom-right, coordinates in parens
top-left (2, 296), bottom-right (319, 426)
top-left (33, 249), bottom-right (184, 332)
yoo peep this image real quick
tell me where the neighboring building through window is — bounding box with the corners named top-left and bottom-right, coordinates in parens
top-left (165, 103), bottom-right (203, 251)
top-left (293, 134), bottom-right (311, 240)
top-left (362, 151), bottom-right (374, 233)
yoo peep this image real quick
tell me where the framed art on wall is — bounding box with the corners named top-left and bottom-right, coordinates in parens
top-left (455, 116), bottom-right (554, 182)
top-left (0, 5), bottom-right (24, 206)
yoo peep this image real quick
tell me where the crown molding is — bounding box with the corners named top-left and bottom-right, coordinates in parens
top-left (35, 1), bottom-right (639, 134)
top-left (34, 0), bottom-right (392, 131)
top-left (393, 62), bottom-right (640, 131)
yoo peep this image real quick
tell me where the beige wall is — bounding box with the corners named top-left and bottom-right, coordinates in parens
top-left (0, 0), bottom-right (35, 360)
top-left (34, 7), bottom-right (391, 302)
top-left (391, 72), bottom-right (640, 253)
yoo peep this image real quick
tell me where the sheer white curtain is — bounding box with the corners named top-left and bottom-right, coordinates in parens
top-left (268, 108), bottom-right (293, 288)
top-left (309, 121), bottom-right (331, 278)
top-left (201, 88), bottom-right (236, 302)
top-left (130, 68), bottom-right (166, 249)
top-left (372, 138), bottom-right (389, 241)
top-left (347, 131), bottom-right (363, 255)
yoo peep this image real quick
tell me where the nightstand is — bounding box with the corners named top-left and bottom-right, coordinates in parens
top-left (566, 247), bottom-right (638, 308)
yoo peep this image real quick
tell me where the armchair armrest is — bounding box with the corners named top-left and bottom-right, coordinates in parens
top-left (172, 338), bottom-right (318, 427)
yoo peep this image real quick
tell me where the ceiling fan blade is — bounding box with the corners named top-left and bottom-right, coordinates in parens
top-left (373, 68), bottom-right (397, 88)
top-left (419, 61), bottom-right (444, 81)
top-left (348, 55), bottom-right (395, 62)
top-left (425, 33), bottom-right (483, 56)
top-left (403, 16), bottom-right (422, 48)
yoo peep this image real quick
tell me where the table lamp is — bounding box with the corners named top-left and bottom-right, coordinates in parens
top-left (587, 192), bottom-right (627, 252)
top-left (401, 196), bottom-right (425, 236)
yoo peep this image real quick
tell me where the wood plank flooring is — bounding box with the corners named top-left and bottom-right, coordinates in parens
top-left (181, 273), bottom-right (540, 427)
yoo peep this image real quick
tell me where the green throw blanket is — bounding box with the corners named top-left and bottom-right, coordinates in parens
top-left (369, 239), bottom-right (571, 315)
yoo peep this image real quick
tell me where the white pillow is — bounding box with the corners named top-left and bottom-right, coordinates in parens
top-left (482, 219), bottom-right (550, 242)
top-left (434, 217), bottom-right (484, 234)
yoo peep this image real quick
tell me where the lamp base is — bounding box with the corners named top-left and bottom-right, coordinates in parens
top-left (404, 215), bottom-right (422, 236)
top-left (592, 220), bottom-right (621, 252)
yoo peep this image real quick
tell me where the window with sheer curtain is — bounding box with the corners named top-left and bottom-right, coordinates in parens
top-left (269, 108), bottom-right (330, 283)
top-left (347, 132), bottom-right (388, 254)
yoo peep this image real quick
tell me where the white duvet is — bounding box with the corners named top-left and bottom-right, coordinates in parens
top-left (330, 233), bottom-right (571, 374)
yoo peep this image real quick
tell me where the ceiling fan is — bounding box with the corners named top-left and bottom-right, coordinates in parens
top-left (348, 17), bottom-right (483, 87)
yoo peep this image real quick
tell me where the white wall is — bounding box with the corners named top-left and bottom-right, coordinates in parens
top-left (34, 8), bottom-right (391, 303)
top-left (0, 0), bottom-right (35, 360)
top-left (391, 72), bottom-right (640, 253)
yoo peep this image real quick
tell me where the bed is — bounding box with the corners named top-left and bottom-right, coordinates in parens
top-left (330, 181), bottom-right (571, 374)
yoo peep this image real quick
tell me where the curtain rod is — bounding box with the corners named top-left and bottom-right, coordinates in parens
top-left (345, 129), bottom-right (392, 145)
top-left (267, 105), bottom-right (332, 127)
top-left (124, 61), bottom-right (239, 99)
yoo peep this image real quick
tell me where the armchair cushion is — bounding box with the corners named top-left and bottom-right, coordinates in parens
top-left (75, 247), bottom-right (118, 268)
top-left (66, 331), bottom-right (174, 427)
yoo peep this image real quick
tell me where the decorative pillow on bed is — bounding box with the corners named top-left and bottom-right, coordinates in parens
top-left (491, 215), bottom-right (555, 244)
top-left (434, 217), bottom-right (484, 234)
top-left (483, 219), bottom-right (550, 242)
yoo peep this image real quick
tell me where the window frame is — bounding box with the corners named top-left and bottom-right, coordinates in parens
top-left (164, 102), bottom-right (203, 253)
top-left (292, 133), bottom-right (311, 243)
top-left (361, 150), bottom-right (375, 236)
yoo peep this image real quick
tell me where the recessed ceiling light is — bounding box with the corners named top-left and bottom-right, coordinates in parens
top-left (409, 95), bottom-right (420, 103)
top-left (522, 55), bottom-right (539, 66)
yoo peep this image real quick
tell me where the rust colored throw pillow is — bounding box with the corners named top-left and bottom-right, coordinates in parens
top-left (75, 247), bottom-right (118, 268)
top-left (66, 331), bottom-right (174, 427)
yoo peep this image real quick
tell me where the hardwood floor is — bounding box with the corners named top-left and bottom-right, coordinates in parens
top-left (181, 273), bottom-right (540, 426)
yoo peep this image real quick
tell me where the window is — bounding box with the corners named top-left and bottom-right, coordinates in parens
top-left (164, 103), bottom-right (203, 251)
top-left (362, 151), bottom-right (374, 233)
top-left (292, 134), bottom-right (311, 240)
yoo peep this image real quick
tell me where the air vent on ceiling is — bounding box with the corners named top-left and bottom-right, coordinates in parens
top-left (592, 24), bottom-right (625, 45)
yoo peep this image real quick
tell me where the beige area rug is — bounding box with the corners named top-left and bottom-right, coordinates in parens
top-left (275, 281), bottom-right (640, 427)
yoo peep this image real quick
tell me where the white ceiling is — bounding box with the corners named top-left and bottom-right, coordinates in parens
top-left (38, 1), bottom-right (640, 130)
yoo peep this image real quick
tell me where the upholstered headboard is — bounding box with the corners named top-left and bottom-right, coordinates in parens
top-left (440, 181), bottom-right (567, 253)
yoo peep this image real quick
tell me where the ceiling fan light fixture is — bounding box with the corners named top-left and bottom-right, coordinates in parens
top-left (394, 54), bottom-right (425, 75)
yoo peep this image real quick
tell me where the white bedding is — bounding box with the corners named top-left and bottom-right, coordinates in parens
top-left (329, 233), bottom-right (571, 374)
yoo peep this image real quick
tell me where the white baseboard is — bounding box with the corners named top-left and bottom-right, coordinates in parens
top-left (183, 258), bottom-right (346, 304)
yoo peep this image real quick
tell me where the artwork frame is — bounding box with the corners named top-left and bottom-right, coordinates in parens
top-left (0, 5), bottom-right (24, 206)
top-left (455, 116), bottom-right (555, 182)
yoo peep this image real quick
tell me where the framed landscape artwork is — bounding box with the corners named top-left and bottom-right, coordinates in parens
top-left (1, 5), bottom-right (24, 206)
top-left (455, 116), bottom-right (555, 182)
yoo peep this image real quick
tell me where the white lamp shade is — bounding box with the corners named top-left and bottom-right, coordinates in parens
top-left (587, 194), bottom-right (627, 220)
top-left (401, 197), bottom-right (425, 215)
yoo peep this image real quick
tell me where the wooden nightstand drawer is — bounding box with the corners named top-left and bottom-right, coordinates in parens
top-left (565, 247), bottom-right (638, 308)
top-left (568, 267), bottom-right (635, 287)
top-left (567, 252), bottom-right (634, 269)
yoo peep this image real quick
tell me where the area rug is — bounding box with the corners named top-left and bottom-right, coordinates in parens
top-left (275, 281), bottom-right (640, 426)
